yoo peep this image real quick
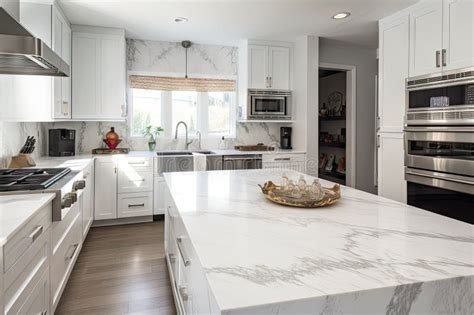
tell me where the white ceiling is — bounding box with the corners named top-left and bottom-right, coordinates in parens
top-left (59, 0), bottom-right (417, 48)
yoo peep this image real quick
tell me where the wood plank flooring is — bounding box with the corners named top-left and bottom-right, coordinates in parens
top-left (55, 221), bottom-right (176, 315)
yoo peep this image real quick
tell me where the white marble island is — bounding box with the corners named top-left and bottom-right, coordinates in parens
top-left (163, 169), bottom-right (473, 315)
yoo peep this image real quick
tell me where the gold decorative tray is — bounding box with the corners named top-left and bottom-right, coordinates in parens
top-left (258, 181), bottom-right (341, 208)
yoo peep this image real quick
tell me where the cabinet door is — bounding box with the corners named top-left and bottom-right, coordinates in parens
top-left (377, 132), bottom-right (406, 203)
top-left (154, 177), bottom-right (166, 215)
top-left (61, 22), bottom-right (72, 118)
top-left (409, 0), bottom-right (443, 77)
top-left (94, 159), bottom-right (117, 220)
top-left (82, 163), bottom-right (94, 235)
top-left (72, 32), bottom-right (100, 119)
top-left (442, 0), bottom-right (474, 71)
top-left (248, 45), bottom-right (269, 89)
top-left (100, 35), bottom-right (126, 119)
top-left (268, 46), bottom-right (290, 89)
top-left (378, 15), bottom-right (409, 132)
top-left (16, 269), bottom-right (50, 315)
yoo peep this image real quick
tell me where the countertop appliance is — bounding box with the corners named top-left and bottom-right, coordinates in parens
top-left (49, 129), bottom-right (76, 157)
top-left (0, 5), bottom-right (70, 76)
top-left (222, 155), bottom-right (262, 170)
top-left (404, 68), bottom-right (474, 224)
top-left (247, 89), bottom-right (292, 120)
top-left (0, 167), bottom-right (86, 222)
top-left (280, 127), bottom-right (292, 149)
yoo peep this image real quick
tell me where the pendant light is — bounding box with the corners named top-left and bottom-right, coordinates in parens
top-left (181, 40), bottom-right (192, 79)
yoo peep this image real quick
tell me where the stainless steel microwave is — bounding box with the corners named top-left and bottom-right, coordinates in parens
top-left (247, 89), bottom-right (292, 120)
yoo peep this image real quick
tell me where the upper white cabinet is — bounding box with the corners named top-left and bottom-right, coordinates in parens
top-left (241, 41), bottom-right (292, 90)
top-left (442, 0), bottom-right (474, 71)
top-left (378, 14), bottom-right (409, 132)
top-left (0, 1), bottom-right (71, 122)
top-left (409, 0), bottom-right (473, 77)
top-left (409, 0), bottom-right (444, 77)
top-left (72, 26), bottom-right (126, 121)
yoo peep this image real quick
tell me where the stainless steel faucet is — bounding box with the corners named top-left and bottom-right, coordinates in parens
top-left (174, 121), bottom-right (193, 150)
top-left (195, 131), bottom-right (202, 150)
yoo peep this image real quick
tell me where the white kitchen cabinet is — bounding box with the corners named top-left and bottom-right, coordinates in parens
top-left (442, 0), bottom-right (474, 71)
top-left (0, 1), bottom-right (72, 122)
top-left (409, 0), bottom-right (443, 77)
top-left (82, 161), bottom-right (94, 236)
top-left (16, 269), bottom-right (50, 315)
top-left (243, 41), bottom-right (292, 90)
top-left (378, 14), bottom-right (409, 133)
top-left (118, 192), bottom-right (153, 218)
top-left (268, 46), bottom-right (291, 90)
top-left (72, 26), bottom-right (126, 121)
top-left (248, 45), bottom-right (268, 89)
top-left (94, 158), bottom-right (118, 220)
top-left (377, 132), bottom-right (406, 203)
top-left (154, 177), bottom-right (166, 215)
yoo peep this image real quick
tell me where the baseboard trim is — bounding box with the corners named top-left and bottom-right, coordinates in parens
top-left (92, 215), bottom-right (153, 227)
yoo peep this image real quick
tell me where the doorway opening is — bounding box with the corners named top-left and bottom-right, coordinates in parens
top-left (318, 63), bottom-right (356, 187)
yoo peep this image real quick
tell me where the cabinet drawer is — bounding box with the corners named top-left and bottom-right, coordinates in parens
top-left (51, 212), bottom-right (82, 307)
top-left (4, 227), bottom-right (49, 313)
top-left (52, 193), bottom-right (81, 252)
top-left (118, 156), bottom-right (153, 169)
top-left (3, 203), bottom-right (52, 272)
top-left (118, 168), bottom-right (153, 193)
top-left (262, 153), bottom-right (305, 163)
top-left (118, 192), bottom-right (153, 218)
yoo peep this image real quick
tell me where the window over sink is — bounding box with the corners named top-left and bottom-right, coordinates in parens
top-left (129, 75), bottom-right (236, 138)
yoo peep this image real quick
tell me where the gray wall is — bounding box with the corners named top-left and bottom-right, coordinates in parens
top-left (319, 38), bottom-right (377, 194)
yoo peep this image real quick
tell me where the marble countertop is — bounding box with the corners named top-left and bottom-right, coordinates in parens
top-left (0, 193), bottom-right (56, 246)
top-left (164, 169), bottom-right (474, 312)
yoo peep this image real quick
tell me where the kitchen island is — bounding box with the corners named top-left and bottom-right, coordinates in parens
top-left (163, 169), bottom-right (473, 315)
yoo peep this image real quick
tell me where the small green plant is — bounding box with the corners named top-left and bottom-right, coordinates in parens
top-left (142, 125), bottom-right (164, 151)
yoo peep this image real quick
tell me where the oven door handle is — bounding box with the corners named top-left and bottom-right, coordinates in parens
top-left (405, 169), bottom-right (474, 186)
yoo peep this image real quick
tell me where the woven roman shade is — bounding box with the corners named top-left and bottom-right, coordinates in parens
top-left (129, 75), bottom-right (236, 92)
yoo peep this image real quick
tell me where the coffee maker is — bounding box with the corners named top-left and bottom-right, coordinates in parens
top-left (280, 127), bottom-right (292, 150)
top-left (49, 129), bottom-right (76, 156)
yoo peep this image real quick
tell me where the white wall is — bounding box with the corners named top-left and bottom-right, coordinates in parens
top-left (319, 38), bottom-right (377, 194)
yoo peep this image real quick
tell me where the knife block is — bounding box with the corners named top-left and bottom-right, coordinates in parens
top-left (8, 154), bottom-right (36, 168)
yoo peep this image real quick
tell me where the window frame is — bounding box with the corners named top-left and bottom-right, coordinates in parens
top-left (127, 80), bottom-right (237, 139)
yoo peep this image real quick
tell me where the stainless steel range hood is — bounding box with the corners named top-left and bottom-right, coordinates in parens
top-left (0, 7), bottom-right (70, 77)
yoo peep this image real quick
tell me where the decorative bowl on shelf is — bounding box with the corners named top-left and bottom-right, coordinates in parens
top-left (103, 138), bottom-right (122, 149)
top-left (258, 181), bottom-right (341, 208)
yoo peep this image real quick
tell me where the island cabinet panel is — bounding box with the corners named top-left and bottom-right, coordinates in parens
top-left (165, 193), bottom-right (212, 315)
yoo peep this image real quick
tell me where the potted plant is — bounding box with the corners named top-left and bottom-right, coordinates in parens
top-left (142, 125), bottom-right (164, 151)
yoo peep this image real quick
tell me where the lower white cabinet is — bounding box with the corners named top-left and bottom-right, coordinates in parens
top-left (153, 176), bottom-right (166, 215)
top-left (95, 156), bottom-right (154, 221)
top-left (377, 132), bottom-right (406, 203)
top-left (262, 153), bottom-right (306, 173)
top-left (82, 161), bottom-right (94, 235)
top-left (16, 268), bottom-right (50, 315)
top-left (165, 192), bottom-right (212, 315)
top-left (118, 192), bottom-right (153, 218)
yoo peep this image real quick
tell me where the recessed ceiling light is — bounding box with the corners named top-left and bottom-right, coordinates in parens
top-left (174, 17), bottom-right (188, 23)
top-left (332, 12), bottom-right (350, 19)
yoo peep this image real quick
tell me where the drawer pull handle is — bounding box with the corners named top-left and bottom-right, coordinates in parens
top-left (168, 253), bottom-right (176, 264)
top-left (128, 203), bottom-right (145, 208)
top-left (130, 179), bottom-right (146, 182)
top-left (41, 311), bottom-right (47, 315)
top-left (29, 225), bottom-right (43, 242)
top-left (128, 162), bottom-right (147, 165)
top-left (176, 236), bottom-right (191, 267)
top-left (65, 243), bottom-right (79, 261)
top-left (274, 158), bottom-right (291, 161)
top-left (179, 286), bottom-right (189, 302)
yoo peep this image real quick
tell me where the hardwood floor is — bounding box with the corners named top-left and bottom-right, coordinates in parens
top-left (55, 221), bottom-right (176, 315)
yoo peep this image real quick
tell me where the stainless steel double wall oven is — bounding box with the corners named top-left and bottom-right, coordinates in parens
top-left (405, 68), bottom-right (474, 224)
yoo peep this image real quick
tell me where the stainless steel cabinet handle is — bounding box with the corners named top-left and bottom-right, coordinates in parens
top-left (436, 50), bottom-right (441, 68)
top-left (128, 203), bottom-right (145, 208)
top-left (442, 49), bottom-right (447, 67)
top-left (269, 77), bottom-right (272, 88)
top-left (168, 253), bottom-right (176, 264)
top-left (274, 157), bottom-right (291, 161)
top-left (128, 161), bottom-right (147, 165)
top-left (179, 286), bottom-right (189, 301)
top-left (65, 243), bottom-right (79, 261)
top-left (40, 311), bottom-right (47, 315)
top-left (176, 236), bottom-right (191, 266)
top-left (29, 225), bottom-right (43, 242)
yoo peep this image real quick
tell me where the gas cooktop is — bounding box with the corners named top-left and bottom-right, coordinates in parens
top-left (0, 168), bottom-right (71, 191)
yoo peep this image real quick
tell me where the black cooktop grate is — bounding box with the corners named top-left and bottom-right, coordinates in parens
top-left (0, 168), bottom-right (71, 191)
